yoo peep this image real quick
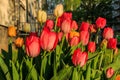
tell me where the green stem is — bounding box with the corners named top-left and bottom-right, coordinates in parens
top-left (40, 51), bottom-right (46, 80)
top-left (60, 34), bottom-right (65, 49)
top-left (54, 50), bottom-right (57, 77)
top-left (111, 49), bottom-right (114, 63)
top-left (95, 28), bottom-right (100, 44)
top-left (99, 52), bottom-right (104, 70)
top-left (54, 17), bottom-right (58, 32)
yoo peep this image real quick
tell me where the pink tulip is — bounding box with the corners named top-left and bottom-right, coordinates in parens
top-left (25, 32), bottom-right (40, 57)
top-left (72, 48), bottom-right (88, 67)
top-left (80, 22), bottom-right (90, 31)
top-left (95, 17), bottom-right (106, 29)
top-left (103, 27), bottom-right (114, 40)
top-left (87, 42), bottom-right (96, 53)
top-left (80, 31), bottom-right (89, 45)
top-left (44, 19), bottom-right (54, 30)
top-left (61, 19), bottom-right (71, 34)
top-left (69, 37), bottom-right (80, 46)
top-left (58, 32), bottom-right (63, 42)
top-left (71, 20), bottom-right (78, 30)
top-left (40, 27), bottom-right (58, 51)
top-left (107, 38), bottom-right (117, 49)
top-left (106, 67), bottom-right (114, 78)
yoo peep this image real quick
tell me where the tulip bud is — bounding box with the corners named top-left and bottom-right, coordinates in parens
top-left (37, 10), bottom-right (47, 23)
top-left (115, 75), bottom-right (120, 80)
top-left (79, 22), bottom-right (90, 31)
top-left (95, 17), bottom-right (106, 29)
top-left (106, 67), bottom-right (114, 78)
top-left (100, 39), bottom-right (108, 49)
top-left (25, 32), bottom-right (40, 57)
top-left (87, 42), bottom-right (96, 53)
top-left (15, 37), bottom-right (24, 47)
top-left (107, 38), bottom-right (117, 49)
top-left (8, 26), bottom-right (16, 37)
top-left (80, 31), bottom-right (89, 45)
top-left (54, 4), bottom-right (63, 17)
top-left (23, 23), bottom-right (31, 32)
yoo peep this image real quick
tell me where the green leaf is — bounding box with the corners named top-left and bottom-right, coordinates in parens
top-left (51, 66), bottom-right (73, 80)
top-left (72, 68), bottom-right (79, 80)
top-left (11, 61), bottom-right (19, 80)
top-left (0, 57), bottom-right (11, 80)
top-left (86, 63), bottom-right (91, 80)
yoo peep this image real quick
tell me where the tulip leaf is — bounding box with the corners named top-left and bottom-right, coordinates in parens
top-left (86, 63), bottom-right (91, 80)
top-left (11, 61), bottom-right (19, 80)
top-left (0, 56), bottom-right (11, 80)
top-left (50, 66), bottom-right (73, 80)
top-left (72, 67), bottom-right (79, 80)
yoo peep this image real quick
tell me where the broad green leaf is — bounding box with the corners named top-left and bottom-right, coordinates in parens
top-left (11, 61), bottom-right (19, 80)
top-left (72, 68), bottom-right (79, 80)
top-left (86, 63), bottom-right (91, 80)
top-left (0, 57), bottom-right (11, 80)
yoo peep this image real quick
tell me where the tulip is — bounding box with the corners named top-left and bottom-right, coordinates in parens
top-left (100, 39), bottom-right (108, 49)
top-left (71, 20), bottom-right (78, 30)
top-left (79, 22), bottom-right (89, 31)
top-left (106, 67), bottom-right (114, 78)
top-left (54, 4), bottom-right (63, 17)
top-left (115, 75), bottom-right (120, 80)
top-left (44, 19), bottom-right (54, 30)
top-left (89, 24), bottom-right (97, 33)
top-left (15, 37), bottom-right (24, 47)
top-left (25, 32), bottom-right (40, 57)
top-left (87, 42), bottom-right (96, 53)
top-left (57, 16), bottom-right (62, 27)
top-left (62, 12), bottom-right (72, 20)
top-left (37, 10), bottom-right (47, 23)
top-left (80, 31), bottom-right (89, 45)
top-left (8, 26), bottom-right (16, 37)
top-left (40, 27), bottom-right (58, 51)
top-left (107, 38), bottom-right (117, 49)
top-left (72, 48), bottom-right (88, 67)
top-left (58, 32), bottom-right (63, 42)
top-left (61, 19), bottom-right (71, 34)
top-left (103, 27), bottom-right (114, 40)
top-left (95, 17), bottom-right (106, 29)
top-left (68, 31), bottom-right (80, 46)
top-left (23, 23), bottom-right (31, 32)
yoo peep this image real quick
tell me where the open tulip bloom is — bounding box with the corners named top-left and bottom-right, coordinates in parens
top-left (1, 4), bottom-right (120, 80)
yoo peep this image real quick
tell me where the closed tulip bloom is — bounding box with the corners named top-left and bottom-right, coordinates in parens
top-left (88, 42), bottom-right (96, 53)
top-left (95, 17), bottom-right (106, 29)
top-left (44, 19), bottom-right (54, 30)
top-left (23, 23), bottom-right (31, 32)
top-left (61, 19), bottom-right (71, 34)
top-left (103, 27), bottom-right (114, 40)
top-left (71, 20), bottom-right (78, 30)
top-left (58, 32), bottom-right (63, 42)
top-left (40, 27), bottom-right (58, 51)
top-left (62, 12), bottom-right (72, 20)
top-left (25, 32), bottom-right (40, 57)
top-left (80, 22), bottom-right (90, 31)
top-left (72, 48), bottom-right (88, 67)
top-left (54, 4), bottom-right (63, 17)
top-left (115, 75), bottom-right (120, 80)
top-left (106, 67), bottom-right (114, 78)
top-left (107, 38), bottom-right (117, 49)
top-left (37, 10), bottom-right (47, 23)
top-left (80, 31), bottom-right (89, 45)
top-left (100, 39), bottom-right (108, 49)
top-left (89, 24), bottom-right (97, 33)
top-left (8, 26), bottom-right (16, 37)
top-left (15, 37), bottom-right (24, 47)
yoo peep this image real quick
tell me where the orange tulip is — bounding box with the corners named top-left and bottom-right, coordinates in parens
top-left (116, 75), bottom-right (120, 80)
top-left (15, 37), bottom-right (24, 47)
top-left (8, 26), bottom-right (16, 37)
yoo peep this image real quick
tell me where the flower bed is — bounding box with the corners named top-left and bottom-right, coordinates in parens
top-left (0, 4), bottom-right (120, 80)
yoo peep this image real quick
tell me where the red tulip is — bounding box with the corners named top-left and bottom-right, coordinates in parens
top-left (62, 12), bottom-right (72, 20)
top-left (40, 27), bottom-right (58, 51)
top-left (25, 32), bottom-right (40, 57)
top-left (103, 27), bottom-right (114, 40)
top-left (88, 42), bottom-right (96, 53)
top-left (106, 67), bottom-right (114, 78)
top-left (107, 38), bottom-right (117, 49)
top-left (44, 19), bottom-right (54, 30)
top-left (61, 19), bottom-right (71, 34)
top-left (80, 22), bottom-right (90, 31)
top-left (80, 31), bottom-right (89, 45)
top-left (71, 20), bottom-right (78, 30)
top-left (95, 17), bottom-right (106, 29)
top-left (72, 48), bottom-right (88, 67)
top-left (89, 24), bottom-right (97, 33)
top-left (58, 32), bottom-right (63, 42)
top-left (57, 17), bottom-right (62, 27)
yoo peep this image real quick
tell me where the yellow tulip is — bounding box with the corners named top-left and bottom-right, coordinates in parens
top-left (23, 23), bottom-right (31, 32)
top-left (37, 10), bottom-right (47, 23)
top-left (54, 4), bottom-right (64, 17)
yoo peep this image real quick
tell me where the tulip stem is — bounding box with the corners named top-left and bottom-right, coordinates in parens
top-left (54, 17), bottom-right (58, 32)
top-left (99, 51), bottom-right (104, 70)
top-left (111, 49), bottom-right (114, 63)
top-left (54, 50), bottom-right (57, 77)
top-left (61, 34), bottom-right (65, 50)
